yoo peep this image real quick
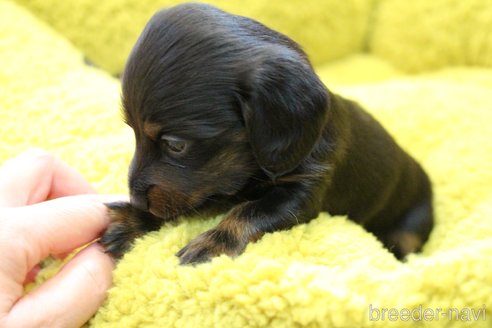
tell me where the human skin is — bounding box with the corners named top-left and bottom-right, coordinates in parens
top-left (0, 149), bottom-right (120, 327)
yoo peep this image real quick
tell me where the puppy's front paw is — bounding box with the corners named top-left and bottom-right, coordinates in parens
top-left (176, 229), bottom-right (246, 265)
top-left (99, 202), bottom-right (142, 260)
top-left (100, 223), bottom-right (134, 259)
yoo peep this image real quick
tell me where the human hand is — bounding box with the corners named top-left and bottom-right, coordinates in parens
top-left (0, 150), bottom-right (118, 327)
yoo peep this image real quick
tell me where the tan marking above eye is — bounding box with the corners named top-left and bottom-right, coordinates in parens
top-left (143, 122), bottom-right (162, 140)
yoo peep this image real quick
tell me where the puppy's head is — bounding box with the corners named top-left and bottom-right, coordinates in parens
top-left (122, 4), bottom-right (329, 218)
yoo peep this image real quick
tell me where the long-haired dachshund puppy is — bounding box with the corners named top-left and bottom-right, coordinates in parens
top-left (101, 3), bottom-right (433, 264)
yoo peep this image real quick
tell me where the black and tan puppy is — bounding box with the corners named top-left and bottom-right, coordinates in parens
top-left (101, 3), bottom-right (433, 264)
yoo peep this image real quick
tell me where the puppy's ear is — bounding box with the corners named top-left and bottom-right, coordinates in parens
top-left (241, 54), bottom-right (329, 179)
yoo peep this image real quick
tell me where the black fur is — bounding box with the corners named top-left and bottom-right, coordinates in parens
top-left (100, 3), bottom-right (433, 264)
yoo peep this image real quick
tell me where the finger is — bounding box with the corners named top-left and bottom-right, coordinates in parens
top-left (0, 149), bottom-right (95, 207)
top-left (6, 195), bottom-right (126, 273)
top-left (3, 243), bottom-right (113, 328)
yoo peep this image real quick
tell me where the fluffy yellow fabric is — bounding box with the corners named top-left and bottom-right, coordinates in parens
top-left (370, 0), bottom-right (492, 72)
top-left (1, 0), bottom-right (492, 327)
top-left (0, 0), bottom-right (130, 194)
top-left (14, 0), bottom-right (372, 75)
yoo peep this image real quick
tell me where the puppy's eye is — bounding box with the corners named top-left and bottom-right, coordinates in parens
top-left (161, 136), bottom-right (187, 154)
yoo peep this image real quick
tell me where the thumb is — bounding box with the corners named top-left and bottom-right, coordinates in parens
top-left (3, 243), bottom-right (113, 328)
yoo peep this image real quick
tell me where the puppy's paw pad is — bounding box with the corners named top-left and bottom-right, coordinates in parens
top-left (176, 229), bottom-right (244, 265)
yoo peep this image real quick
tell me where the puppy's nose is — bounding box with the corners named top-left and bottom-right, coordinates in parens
top-left (130, 192), bottom-right (149, 211)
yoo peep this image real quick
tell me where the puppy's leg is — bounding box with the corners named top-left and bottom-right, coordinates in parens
top-left (177, 183), bottom-right (323, 265)
top-left (100, 202), bottom-right (165, 259)
top-left (374, 199), bottom-right (434, 260)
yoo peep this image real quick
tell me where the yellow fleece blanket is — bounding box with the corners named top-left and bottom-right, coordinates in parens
top-left (1, 0), bottom-right (492, 327)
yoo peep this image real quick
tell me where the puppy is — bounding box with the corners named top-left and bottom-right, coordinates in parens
top-left (101, 3), bottom-right (433, 264)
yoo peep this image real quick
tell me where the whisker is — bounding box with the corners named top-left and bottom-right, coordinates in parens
top-left (181, 196), bottom-right (205, 218)
top-left (286, 209), bottom-right (300, 225)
